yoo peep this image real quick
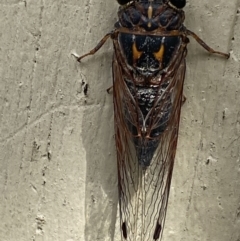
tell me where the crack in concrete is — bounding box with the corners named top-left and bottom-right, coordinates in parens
top-left (228, 0), bottom-right (240, 56)
top-left (46, 113), bottom-right (53, 161)
top-left (20, 0), bottom-right (45, 168)
top-left (81, 0), bottom-right (92, 52)
top-left (0, 103), bottom-right (87, 144)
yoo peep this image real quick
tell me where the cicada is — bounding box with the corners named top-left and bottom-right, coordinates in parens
top-left (73, 0), bottom-right (229, 240)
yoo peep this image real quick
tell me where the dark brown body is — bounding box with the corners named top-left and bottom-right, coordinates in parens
top-left (73, 1), bottom-right (229, 240)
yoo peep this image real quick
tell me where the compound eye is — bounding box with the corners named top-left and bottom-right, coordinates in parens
top-left (117, 0), bottom-right (132, 5)
top-left (169, 0), bottom-right (186, 9)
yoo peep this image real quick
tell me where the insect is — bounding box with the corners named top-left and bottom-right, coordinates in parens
top-left (73, 0), bottom-right (229, 240)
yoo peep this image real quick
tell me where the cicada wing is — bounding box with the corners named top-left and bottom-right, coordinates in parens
top-left (112, 43), bottom-right (187, 241)
top-left (113, 52), bottom-right (141, 240)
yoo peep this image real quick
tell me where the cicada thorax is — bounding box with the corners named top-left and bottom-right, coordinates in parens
top-left (115, 0), bottom-right (187, 167)
top-left (118, 34), bottom-right (181, 75)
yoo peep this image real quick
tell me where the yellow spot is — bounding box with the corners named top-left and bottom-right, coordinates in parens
top-left (148, 4), bottom-right (153, 19)
top-left (154, 43), bottom-right (165, 63)
top-left (147, 4), bottom-right (153, 28)
top-left (132, 42), bottom-right (142, 62)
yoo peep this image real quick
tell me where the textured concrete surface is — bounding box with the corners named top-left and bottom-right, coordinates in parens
top-left (0, 0), bottom-right (239, 241)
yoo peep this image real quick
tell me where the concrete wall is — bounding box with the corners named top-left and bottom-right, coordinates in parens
top-left (0, 0), bottom-right (239, 241)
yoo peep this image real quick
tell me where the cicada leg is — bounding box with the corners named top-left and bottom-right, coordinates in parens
top-left (186, 29), bottom-right (230, 59)
top-left (72, 32), bottom-right (113, 62)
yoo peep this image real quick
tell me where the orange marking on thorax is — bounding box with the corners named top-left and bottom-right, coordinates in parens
top-left (132, 42), bottom-right (143, 62)
top-left (154, 43), bottom-right (165, 68)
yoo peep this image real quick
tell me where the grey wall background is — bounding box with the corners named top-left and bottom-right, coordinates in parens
top-left (0, 0), bottom-right (239, 241)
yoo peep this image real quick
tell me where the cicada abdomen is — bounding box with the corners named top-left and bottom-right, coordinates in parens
top-left (73, 0), bottom-right (229, 240)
